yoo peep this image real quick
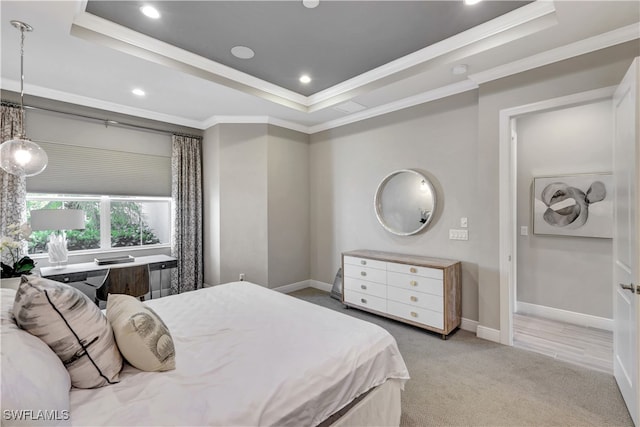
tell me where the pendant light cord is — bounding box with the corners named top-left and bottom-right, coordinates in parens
top-left (19, 25), bottom-right (25, 138)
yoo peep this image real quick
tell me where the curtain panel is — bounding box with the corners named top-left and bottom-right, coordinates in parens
top-left (170, 134), bottom-right (203, 293)
top-left (0, 105), bottom-right (27, 265)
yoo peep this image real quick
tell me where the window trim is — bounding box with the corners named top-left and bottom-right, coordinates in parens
top-left (26, 194), bottom-right (172, 258)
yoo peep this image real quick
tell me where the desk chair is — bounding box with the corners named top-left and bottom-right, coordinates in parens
top-left (95, 264), bottom-right (150, 306)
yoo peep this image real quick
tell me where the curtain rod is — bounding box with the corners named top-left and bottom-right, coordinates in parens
top-left (1, 100), bottom-right (202, 140)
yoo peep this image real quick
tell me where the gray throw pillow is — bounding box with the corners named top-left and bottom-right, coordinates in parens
top-left (13, 276), bottom-right (122, 389)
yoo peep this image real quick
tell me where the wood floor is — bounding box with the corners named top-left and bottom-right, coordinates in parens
top-left (513, 313), bottom-right (613, 375)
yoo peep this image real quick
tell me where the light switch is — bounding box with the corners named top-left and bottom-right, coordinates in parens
top-left (460, 217), bottom-right (468, 228)
top-left (449, 229), bottom-right (469, 240)
top-left (520, 226), bottom-right (528, 236)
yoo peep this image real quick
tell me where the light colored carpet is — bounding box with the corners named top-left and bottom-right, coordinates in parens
top-left (290, 288), bottom-right (632, 427)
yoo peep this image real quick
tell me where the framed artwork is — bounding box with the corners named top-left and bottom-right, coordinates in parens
top-left (532, 173), bottom-right (613, 238)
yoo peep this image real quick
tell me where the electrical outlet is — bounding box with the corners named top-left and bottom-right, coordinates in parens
top-left (520, 226), bottom-right (528, 236)
top-left (460, 217), bottom-right (468, 228)
top-left (449, 229), bottom-right (469, 241)
top-left (239, 273), bottom-right (245, 281)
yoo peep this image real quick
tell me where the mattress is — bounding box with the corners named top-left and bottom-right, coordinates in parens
top-left (69, 282), bottom-right (410, 426)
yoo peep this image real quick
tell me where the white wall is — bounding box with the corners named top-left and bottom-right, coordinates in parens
top-left (516, 100), bottom-right (613, 318)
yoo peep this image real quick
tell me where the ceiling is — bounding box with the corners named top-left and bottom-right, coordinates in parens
top-left (0, 1), bottom-right (638, 134)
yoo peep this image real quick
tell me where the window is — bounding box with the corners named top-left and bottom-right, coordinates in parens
top-left (26, 194), bottom-right (171, 255)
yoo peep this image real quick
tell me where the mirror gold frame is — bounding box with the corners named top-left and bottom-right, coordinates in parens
top-left (374, 169), bottom-right (437, 236)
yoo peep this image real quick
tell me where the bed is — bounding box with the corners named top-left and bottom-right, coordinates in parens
top-left (1, 280), bottom-right (410, 426)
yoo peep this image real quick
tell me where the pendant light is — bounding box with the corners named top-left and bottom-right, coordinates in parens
top-left (0, 20), bottom-right (47, 177)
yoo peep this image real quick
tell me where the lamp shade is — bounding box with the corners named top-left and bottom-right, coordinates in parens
top-left (0, 138), bottom-right (48, 177)
top-left (30, 209), bottom-right (85, 231)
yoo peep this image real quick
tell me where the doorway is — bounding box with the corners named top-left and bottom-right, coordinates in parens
top-left (497, 86), bottom-right (617, 346)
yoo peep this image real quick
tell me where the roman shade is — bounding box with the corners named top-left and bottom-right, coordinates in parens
top-left (26, 141), bottom-right (171, 197)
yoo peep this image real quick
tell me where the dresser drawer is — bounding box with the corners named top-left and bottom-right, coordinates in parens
top-left (387, 300), bottom-right (443, 330)
top-left (343, 264), bottom-right (386, 284)
top-left (344, 277), bottom-right (386, 299)
top-left (344, 290), bottom-right (386, 313)
top-left (387, 286), bottom-right (442, 312)
top-left (343, 256), bottom-right (386, 270)
top-left (387, 271), bottom-right (443, 296)
top-left (387, 262), bottom-right (442, 280)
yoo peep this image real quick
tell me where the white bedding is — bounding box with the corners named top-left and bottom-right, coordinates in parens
top-left (69, 282), bottom-right (410, 426)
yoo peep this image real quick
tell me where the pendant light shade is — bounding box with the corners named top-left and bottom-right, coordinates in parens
top-left (0, 137), bottom-right (48, 177)
top-left (0, 20), bottom-right (47, 177)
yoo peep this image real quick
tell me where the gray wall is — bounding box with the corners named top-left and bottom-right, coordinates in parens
top-left (267, 126), bottom-right (310, 288)
top-left (202, 123), bottom-right (310, 288)
top-left (475, 42), bottom-right (637, 329)
top-left (309, 42), bottom-right (638, 329)
top-left (516, 100), bottom-right (613, 318)
top-left (309, 91), bottom-right (481, 322)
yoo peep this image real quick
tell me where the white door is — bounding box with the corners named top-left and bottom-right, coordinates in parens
top-left (613, 57), bottom-right (639, 426)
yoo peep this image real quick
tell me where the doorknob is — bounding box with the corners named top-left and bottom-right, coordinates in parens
top-left (619, 283), bottom-right (636, 293)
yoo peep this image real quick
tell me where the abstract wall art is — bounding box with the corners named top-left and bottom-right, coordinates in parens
top-left (532, 173), bottom-right (613, 238)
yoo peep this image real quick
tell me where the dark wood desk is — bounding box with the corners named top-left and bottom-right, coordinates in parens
top-left (40, 254), bottom-right (177, 300)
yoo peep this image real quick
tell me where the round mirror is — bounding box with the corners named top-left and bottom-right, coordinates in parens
top-left (374, 169), bottom-right (437, 236)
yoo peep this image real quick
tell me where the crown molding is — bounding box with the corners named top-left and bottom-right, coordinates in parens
top-left (11, 14), bottom-right (637, 136)
top-left (1, 79), bottom-right (204, 129)
top-left (72, 1), bottom-right (555, 114)
top-left (201, 115), bottom-right (310, 134)
top-left (468, 22), bottom-right (640, 84)
top-left (71, 12), bottom-right (310, 112)
top-left (307, 0), bottom-right (556, 106)
top-left (308, 80), bottom-right (479, 134)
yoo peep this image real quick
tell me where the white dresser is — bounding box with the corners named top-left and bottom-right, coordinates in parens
top-left (342, 249), bottom-right (461, 339)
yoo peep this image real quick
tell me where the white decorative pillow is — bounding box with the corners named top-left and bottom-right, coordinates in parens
top-left (106, 294), bottom-right (176, 372)
top-left (1, 287), bottom-right (71, 426)
top-left (13, 276), bottom-right (122, 389)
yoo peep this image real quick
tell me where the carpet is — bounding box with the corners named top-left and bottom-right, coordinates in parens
top-left (289, 287), bottom-right (632, 427)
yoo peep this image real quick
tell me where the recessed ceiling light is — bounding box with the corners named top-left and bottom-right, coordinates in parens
top-left (299, 74), bottom-right (312, 84)
top-left (140, 5), bottom-right (160, 19)
top-left (132, 88), bottom-right (146, 97)
top-left (303, 0), bottom-right (319, 9)
top-left (231, 46), bottom-right (255, 59)
top-left (464, 0), bottom-right (482, 5)
top-left (451, 64), bottom-right (468, 75)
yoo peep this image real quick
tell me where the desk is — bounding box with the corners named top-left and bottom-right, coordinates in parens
top-left (40, 254), bottom-right (177, 299)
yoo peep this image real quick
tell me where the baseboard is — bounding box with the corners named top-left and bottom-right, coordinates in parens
top-left (273, 280), bottom-right (313, 293)
top-left (460, 318), bottom-right (479, 333)
top-left (516, 301), bottom-right (613, 331)
top-left (476, 325), bottom-right (501, 343)
top-left (308, 280), bottom-right (332, 292)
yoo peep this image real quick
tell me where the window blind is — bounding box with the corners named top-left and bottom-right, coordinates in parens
top-left (27, 141), bottom-right (171, 197)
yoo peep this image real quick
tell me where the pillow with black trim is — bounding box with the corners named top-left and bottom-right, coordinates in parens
top-left (1, 288), bottom-right (71, 426)
top-left (106, 294), bottom-right (176, 372)
top-left (13, 276), bottom-right (122, 389)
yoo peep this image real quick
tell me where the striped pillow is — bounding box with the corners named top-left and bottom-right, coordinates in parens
top-left (13, 276), bottom-right (122, 389)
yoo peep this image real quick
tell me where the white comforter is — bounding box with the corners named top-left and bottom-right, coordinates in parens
top-left (69, 282), bottom-right (410, 426)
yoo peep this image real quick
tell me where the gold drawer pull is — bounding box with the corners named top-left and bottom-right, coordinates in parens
top-left (410, 280), bottom-right (417, 286)
top-left (410, 311), bottom-right (418, 318)
top-left (360, 260), bottom-right (367, 265)
top-left (361, 298), bottom-right (367, 304)
top-left (360, 284), bottom-right (367, 290)
top-left (410, 296), bottom-right (418, 302)
top-left (410, 267), bottom-right (417, 273)
top-left (360, 271), bottom-right (367, 276)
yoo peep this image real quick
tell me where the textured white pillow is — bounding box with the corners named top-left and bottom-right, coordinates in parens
top-left (13, 276), bottom-right (122, 389)
top-left (106, 294), bottom-right (176, 372)
top-left (1, 287), bottom-right (71, 426)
